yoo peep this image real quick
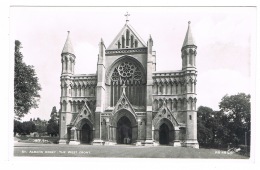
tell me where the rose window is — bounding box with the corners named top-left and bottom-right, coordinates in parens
top-left (118, 62), bottom-right (136, 78)
top-left (111, 61), bottom-right (142, 82)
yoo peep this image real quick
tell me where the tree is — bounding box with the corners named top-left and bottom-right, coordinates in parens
top-left (21, 121), bottom-right (36, 135)
top-left (47, 119), bottom-right (59, 137)
top-left (197, 106), bottom-right (214, 146)
top-left (219, 93), bottom-right (251, 146)
top-left (50, 106), bottom-right (59, 122)
top-left (197, 106), bottom-right (230, 148)
top-left (35, 124), bottom-right (47, 136)
top-left (14, 120), bottom-right (23, 136)
top-left (14, 40), bottom-right (41, 119)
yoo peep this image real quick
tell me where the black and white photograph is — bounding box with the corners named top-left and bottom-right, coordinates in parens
top-left (8, 4), bottom-right (256, 164)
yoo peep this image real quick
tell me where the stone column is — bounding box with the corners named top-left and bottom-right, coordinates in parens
top-left (106, 122), bottom-right (110, 141)
top-left (92, 112), bottom-right (103, 145)
top-left (69, 127), bottom-right (80, 145)
top-left (153, 129), bottom-right (159, 146)
top-left (112, 126), bottom-right (117, 142)
top-left (173, 127), bottom-right (181, 147)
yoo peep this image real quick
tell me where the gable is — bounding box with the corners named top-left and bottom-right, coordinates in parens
top-left (71, 102), bottom-right (94, 126)
top-left (111, 88), bottom-right (137, 119)
top-left (107, 24), bottom-right (146, 50)
top-left (153, 100), bottom-right (179, 127)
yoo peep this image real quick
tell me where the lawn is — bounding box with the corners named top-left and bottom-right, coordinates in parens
top-left (13, 143), bottom-right (249, 158)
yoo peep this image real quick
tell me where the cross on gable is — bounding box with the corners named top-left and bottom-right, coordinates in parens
top-left (125, 12), bottom-right (130, 22)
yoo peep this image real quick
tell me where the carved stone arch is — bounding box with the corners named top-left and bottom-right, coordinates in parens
top-left (193, 97), bottom-right (197, 110)
top-left (188, 97), bottom-right (193, 110)
top-left (75, 118), bottom-right (94, 131)
top-left (172, 98), bottom-right (178, 111)
top-left (111, 109), bottom-right (137, 127)
top-left (154, 118), bottom-right (175, 131)
top-left (81, 100), bottom-right (85, 106)
top-left (157, 81), bottom-right (163, 94)
top-left (76, 100), bottom-right (81, 111)
top-left (69, 56), bottom-right (73, 62)
top-left (158, 98), bottom-right (163, 109)
top-left (62, 100), bottom-right (67, 112)
top-left (163, 97), bottom-right (167, 102)
top-left (105, 55), bottom-right (146, 85)
top-left (70, 83), bottom-right (74, 90)
top-left (68, 100), bottom-right (72, 112)
top-left (72, 100), bottom-right (76, 112)
top-left (153, 100), bottom-right (179, 129)
top-left (189, 48), bottom-right (194, 54)
top-left (65, 55), bottom-right (68, 61)
top-left (170, 78), bottom-right (175, 85)
top-left (183, 98), bottom-right (188, 110)
top-left (177, 98), bottom-right (182, 111)
top-left (153, 99), bottom-right (158, 111)
top-left (167, 98), bottom-right (173, 111)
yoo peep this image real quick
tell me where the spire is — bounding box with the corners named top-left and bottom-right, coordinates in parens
top-left (182, 21), bottom-right (196, 48)
top-left (62, 31), bottom-right (75, 55)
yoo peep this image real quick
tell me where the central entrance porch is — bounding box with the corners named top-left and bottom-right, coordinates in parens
top-left (116, 116), bottom-right (132, 144)
top-left (109, 109), bottom-right (138, 145)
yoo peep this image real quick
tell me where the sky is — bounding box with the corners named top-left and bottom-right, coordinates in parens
top-left (10, 7), bottom-right (255, 121)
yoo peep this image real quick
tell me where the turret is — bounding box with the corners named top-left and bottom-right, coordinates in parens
top-left (181, 21), bottom-right (197, 70)
top-left (61, 31), bottom-right (76, 75)
top-left (147, 34), bottom-right (153, 55)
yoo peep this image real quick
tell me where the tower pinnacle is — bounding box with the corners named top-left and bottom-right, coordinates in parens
top-left (182, 21), bottom-right (196, 48)
top-left (62, 31), bottom-right (75, 55)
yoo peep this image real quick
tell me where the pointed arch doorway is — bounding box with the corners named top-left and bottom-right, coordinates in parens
top-left (154, 118), bottom-right (175, 145)
top-left (116, 116), bottom-right (132, 144)
top-left (81, 123), bottom-right (92, 144)
top-left (159, 123), bottom-right (170, 145)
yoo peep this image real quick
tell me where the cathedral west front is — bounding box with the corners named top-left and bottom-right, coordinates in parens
top-left (58, 15), bottom-right (199, 148)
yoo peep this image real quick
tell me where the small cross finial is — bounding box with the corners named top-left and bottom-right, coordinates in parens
top-left (125, 12), bottom-right (130, 22)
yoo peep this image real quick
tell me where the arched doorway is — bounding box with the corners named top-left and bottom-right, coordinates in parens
top-left (117, 116), bottom-right (132, 144)
top-left (159, 123), bottom-right (170, 145)
top-left (81, 123), bottom-right (92, 144)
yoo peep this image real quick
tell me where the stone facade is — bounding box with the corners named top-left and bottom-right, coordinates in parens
top-left (58, 20), bottom-right (199, 148)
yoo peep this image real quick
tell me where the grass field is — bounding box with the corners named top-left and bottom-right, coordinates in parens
top-left (13, 142), bottom-right (249, 158)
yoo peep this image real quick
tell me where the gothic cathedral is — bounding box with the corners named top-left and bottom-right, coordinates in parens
top-left (59, 17), bottom-right (199, 148)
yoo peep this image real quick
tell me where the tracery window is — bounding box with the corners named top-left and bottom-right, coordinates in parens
top-left (111, 61), bottom-right (142, 84)
top-left (110, 60), bottom-right (145, 107)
